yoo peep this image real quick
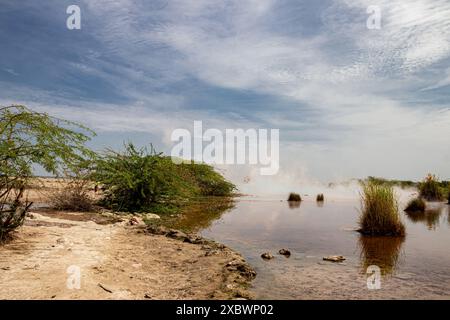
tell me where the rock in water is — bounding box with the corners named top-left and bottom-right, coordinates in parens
top-left (261, 252), bottom-right (274, 260)
top-left (323, 255), bottom-right (346, 262)
top-left (278, 249), bottom-right (291, 257)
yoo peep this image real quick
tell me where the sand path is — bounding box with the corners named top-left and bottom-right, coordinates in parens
top-left (0, 211), bottom-right (251, 299)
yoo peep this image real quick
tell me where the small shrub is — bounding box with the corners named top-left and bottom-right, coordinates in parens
top-left (48, 176), bottom-right (95, 212)
top-left (358, 182), bottom-right (405, 237)
top-left (316, 194), bottom-right (324, 202)
top-left (419, 174), bottom-right (444, 201)
top-left (404, 197), bottom-right (426, 213)
top-left (287, 193), bottom-right (301, 202)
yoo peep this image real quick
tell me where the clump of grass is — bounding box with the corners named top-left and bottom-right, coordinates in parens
top-left (358, 182), bottom-right (405, 237)
top-left (419, 174), bottom-right (444, 201)
top-left (316, 194), bottom-right (324, 202)
top-left (287, 193), bottom-right (301, 202)
top-left (404, 197), bottom-right (426, 213)
top-left (47, 175), bottom-right (95, 212)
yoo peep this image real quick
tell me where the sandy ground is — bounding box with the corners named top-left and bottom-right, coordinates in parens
top-left (0, 210), bottom-right (255, 300)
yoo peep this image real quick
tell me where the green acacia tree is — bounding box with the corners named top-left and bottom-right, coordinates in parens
top-left (0, 105), bottom-right (95, 241)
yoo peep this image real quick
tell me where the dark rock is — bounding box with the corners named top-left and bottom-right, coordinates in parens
top-left (128, 217), bottom-right (139, 225)
top-left (278, 248), bottom-right (291, 257)
top-left (146, 225), bottom-right (169, 235)
top-left (226, 260), bottom-right (257, 280)
top-left (261, 252), bottom-right (274, 260)
top-left (167, 229), bottom-right (188, 241)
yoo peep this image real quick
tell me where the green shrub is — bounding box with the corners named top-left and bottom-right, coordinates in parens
top-left (316, 193), bottom-right (324, 202)
top-left (287, 193), bottom-right (301, 202)
top-left (358, 181), bottom-right (405, 236)
top-left (419, 174), bottom-right (444, 201)
top-left (404, 197), bottom-right (426, 213)
top-left (93, 143), bottom-right (235, 212)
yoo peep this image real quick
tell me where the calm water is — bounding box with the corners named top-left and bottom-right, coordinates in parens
top-left (186, 198), bottom-right (450, 299)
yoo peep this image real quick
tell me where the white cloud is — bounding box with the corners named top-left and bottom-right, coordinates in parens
top-left (2, 0), bottom-right (450, 190)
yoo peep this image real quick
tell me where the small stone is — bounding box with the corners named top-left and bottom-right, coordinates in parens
top-left (167, 229), bottom-right (188, 241)
top-left (278, 248), bottom-right (291, 257)
top-left (26, 213), bottom-right (36, 219)
top-left (128, 217), bottom-right (140, 225)
top-left (144, 213), bottom-right (160, 220)
top-left (146, 225), bottom-right (169, 235)
top-left (323, 255), bottom-right (346, 262)
top-left (261, 252), bottom-right (274, 260)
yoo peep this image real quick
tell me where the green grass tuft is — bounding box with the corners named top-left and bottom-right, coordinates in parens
top-left (419, 174), bottom-right (445, 201)
top-left (358, 181), bottom-right (405, 237)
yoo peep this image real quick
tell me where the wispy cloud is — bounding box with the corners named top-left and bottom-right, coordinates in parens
top-left (0, 0), bottom-right (449, 188)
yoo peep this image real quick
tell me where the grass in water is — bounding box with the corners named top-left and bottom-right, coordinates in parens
top-left (404, 197), bottom-right (426, 213)
top-left (419, 174), bottom-right (445, 201)
top-left (287, 193), bottom-right (301, 202)
top-left (358, 182), bottom-right (405, 237)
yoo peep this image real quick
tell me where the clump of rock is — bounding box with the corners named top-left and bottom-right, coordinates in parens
top-left (261, 252), bottom-right (274, 260)
top-left (278, 248), bottom-right (291, 257)
top-left (323, 255), bottom-right (346, 262)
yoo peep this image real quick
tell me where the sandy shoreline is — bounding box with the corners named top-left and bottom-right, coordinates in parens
top-left (0, 210), bottom-right (255, 300)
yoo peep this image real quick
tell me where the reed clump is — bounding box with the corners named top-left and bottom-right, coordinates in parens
top-left (358, 182), bottom-right (405, 237)
top-left (419, 174), bottom-right (444, 201)
top-left (404, 197), bottom-right (426, 213)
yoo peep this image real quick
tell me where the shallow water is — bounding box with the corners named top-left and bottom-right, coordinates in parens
top-left (192, 198), bottom-right (450, 299)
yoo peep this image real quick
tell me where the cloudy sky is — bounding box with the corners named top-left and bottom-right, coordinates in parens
top-left (0, 0), bottom-right (449, 193)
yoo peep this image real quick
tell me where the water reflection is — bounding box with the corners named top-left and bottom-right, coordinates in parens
top-left (358, 236), bottom-right (405, 275)
top-left (405, 207), bottom-right (443, 230)
top-left (447, 205), bottom-right (450, 226)
top-left (168, 198), bottom-right (235, 232)
top-left (287, 201), bottom-right (301, 209)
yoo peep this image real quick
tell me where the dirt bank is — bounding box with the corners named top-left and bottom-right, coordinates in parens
top-left (0, 210), bottom-right (255, 300)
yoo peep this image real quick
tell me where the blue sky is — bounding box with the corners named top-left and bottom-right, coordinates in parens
top-left (1, 0), bottom-right (449, 192)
